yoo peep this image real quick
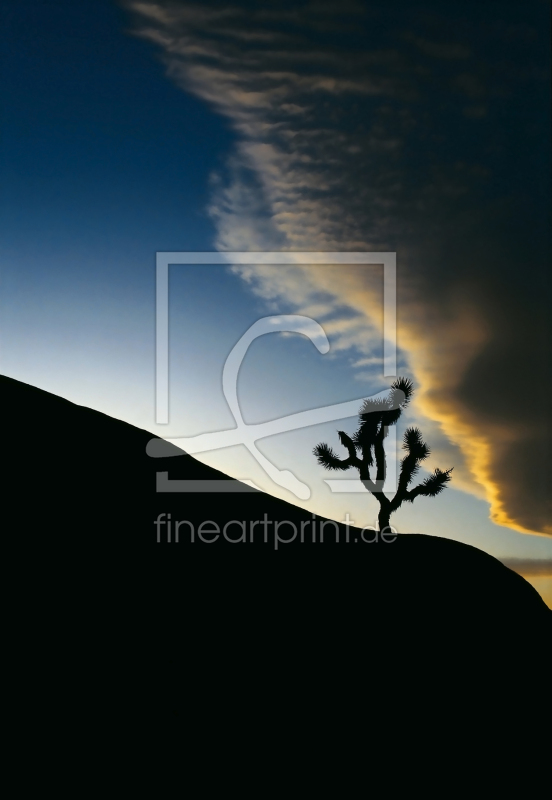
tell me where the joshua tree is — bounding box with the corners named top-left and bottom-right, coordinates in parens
top-left (313, 377), bottom-right (453, 532)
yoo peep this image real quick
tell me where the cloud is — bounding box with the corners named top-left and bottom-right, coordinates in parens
top-left (503, 560), bottom-right (552, 578)
top-left (405, 35), bottom-right (472, 60)
top-left (123, 0), bottom-right (551, 536)
top-left (503, 560), bottom-right (552, 608)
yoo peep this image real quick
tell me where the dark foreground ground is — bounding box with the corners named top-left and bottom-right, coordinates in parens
top-left (4, 375), bottom-right (551, 790)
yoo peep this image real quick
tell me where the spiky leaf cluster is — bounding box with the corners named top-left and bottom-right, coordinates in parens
top-left (416, 468), bottom-right (453, 498)
top-left (397, 426), bottom-right (432, 495)
top-left (313, 442), bottom-right (350, 471)
top-left (353, 377), bottom-right (414, 462)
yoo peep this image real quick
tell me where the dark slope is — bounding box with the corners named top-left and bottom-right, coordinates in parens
top-left (3, 374), bottom-right (551, 786)
top-left (2, 373), bottom-right (548, 587)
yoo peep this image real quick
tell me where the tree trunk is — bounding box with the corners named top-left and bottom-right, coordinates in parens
top-left (378, 507), bottom-right (391, 533)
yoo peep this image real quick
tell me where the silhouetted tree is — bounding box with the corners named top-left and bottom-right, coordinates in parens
top-left (313, 377), bottom-right (453, 532)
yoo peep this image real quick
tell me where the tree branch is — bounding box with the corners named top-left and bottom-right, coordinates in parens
top-left (373, 425), bottom-right (387, 492)
top-left (338, 431), bottom-right (362, 469)
top-left (405, 468), bottom-right (453, 502)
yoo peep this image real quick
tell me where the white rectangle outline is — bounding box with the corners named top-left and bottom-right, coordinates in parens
top-left (156, 252), bottom-right (396, 425)
top-left (155, 252), bottom-right (397, 493)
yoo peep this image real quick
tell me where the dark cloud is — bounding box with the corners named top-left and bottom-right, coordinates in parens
top-left (123, 0), bottom-right (551, 534)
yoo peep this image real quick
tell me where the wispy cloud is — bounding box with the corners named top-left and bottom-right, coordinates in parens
top-left (123, 0), bottom-right (551, 536)
top-left (405, 34), bottom-right (472, 60)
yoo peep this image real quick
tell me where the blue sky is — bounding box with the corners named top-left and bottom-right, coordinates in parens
top-left (1, 1), bottom-right (551, 598)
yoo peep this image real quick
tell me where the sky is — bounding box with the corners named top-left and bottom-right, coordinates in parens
top-left (1, 1), bottom-right (551, 604)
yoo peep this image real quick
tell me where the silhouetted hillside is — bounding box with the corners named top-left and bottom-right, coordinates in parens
top-left (3, 374), bottom-right (550, 786)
